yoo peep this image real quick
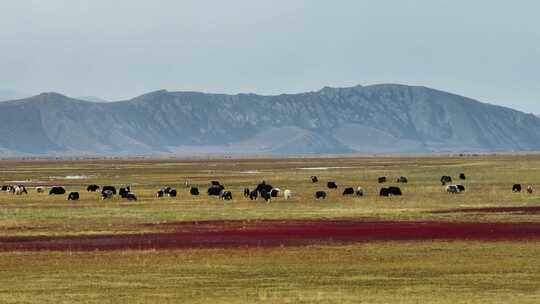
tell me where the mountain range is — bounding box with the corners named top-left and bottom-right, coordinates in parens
top-left (0, 84), bottom-right (539, 156)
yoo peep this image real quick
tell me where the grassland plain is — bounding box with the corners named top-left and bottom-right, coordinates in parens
top-left (1, 155), bottom-right (540, 303)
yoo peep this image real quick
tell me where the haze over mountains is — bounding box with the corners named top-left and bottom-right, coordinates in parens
top-left (0, 90), bottom-right (28, 102)
top-left (0, 84), bottom-right (539, 156)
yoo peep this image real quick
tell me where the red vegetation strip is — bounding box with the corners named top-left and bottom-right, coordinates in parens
top-left (2, 220), bottom-right (540, 252)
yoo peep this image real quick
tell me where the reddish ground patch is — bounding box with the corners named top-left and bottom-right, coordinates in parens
top-left (432, 206), bottom-right (540, 214)
top-left (2, 220), bottom-right (540, 252)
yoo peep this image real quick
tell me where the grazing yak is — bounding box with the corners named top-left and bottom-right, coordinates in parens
top-left (102, 186), bottom-right (117, 195)
top-left (220, 190), bottom-right (233, 200)
top-left (356, 187), bottom-right (364, 197)
top-left (49, 186), bottom-right (66, 195)
top-left (327, 181), bottom-right (338, 189)
top-left (169, 189), bottom-right (177, 197)
top-left (459, 173), bottom-right (467, 180)
top-left (342, 187), bottom-right (354, 195)
top-left (102, 190), bottom-right (114, 200)
top-left (446, 185), bottom-right (460, 194)
top-left (380, 187), bottom-right (402, 197)
top-left (249, 190), bottom-right (258, 200)
top-left (1, 185), bottom-right (10, 192)
top-left (156, 190), bottom-right (164, 198)
top-left (260, 189), bottom-right (272, 203)
top-left (311, 176), bottom-right (319, 183)
top-left (315, 191), bottom-right (327, 199)
top-left (67, 192), bottom-right (80, 201)
top-left (255, 181), bottom-right (273, 194)
top-left (87, 185), bottom-right (100, 192)
top-left (119, 187), bottom-right (131, 198)
top-left (283, 189), bottom-right (292, 200)
top-left (447, 185), bottom-right (465, 194)
top-left (440, 176), bottom-right (452, 185)
top-left (447, 185), bottom-right (459, 194)
top-left (388, 187), bottom-right (402, 196)
top-left (243, 188), bottom-right (250, 197)
top-left (14, 185), bottom-right (28, 195)
top-left (126, 192), bottom-right (137, 201)
top-left (208, 181), bottom-right (225, 196)
top-left (260, 190), bottom-right (271, 202)
top-left (208, 185), bottom-right (224, 196)
top-left (527, 185), bottom-right (534, 194)
top-left (378, 177), bottom-right (387, 183)
top-left (512, 184), bottom-right (522, 193)
top-left (190, 187), bottom-right (200, 196)
top-left (36, 186), bottom-right (45, 193)
top-left (270, 188), bottom-right (281, 197)
top-left (397, 176), bottom-right (408, 183)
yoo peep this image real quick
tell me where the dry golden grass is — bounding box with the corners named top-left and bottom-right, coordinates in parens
top-left (2, 155), bottom-right (540, 236)
top-left (1, 155), bottom-right (540, 303)
top-left (2, 242), bottom-right (540, 303)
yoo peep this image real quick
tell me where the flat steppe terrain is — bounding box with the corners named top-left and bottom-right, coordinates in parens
top-left (1, 155), bottom-right (540, 303)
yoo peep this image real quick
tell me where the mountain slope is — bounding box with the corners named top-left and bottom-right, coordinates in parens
top-left (0, 84), bottom-right (539, 156)
top-left (75, 96), bottom-right (109, 103)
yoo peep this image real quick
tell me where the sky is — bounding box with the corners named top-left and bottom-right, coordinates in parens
top-left (1, 0), bottom-right (539, 112)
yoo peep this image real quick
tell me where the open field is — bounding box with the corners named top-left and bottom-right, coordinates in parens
top-left (2, 155), bottom-right (540, 303)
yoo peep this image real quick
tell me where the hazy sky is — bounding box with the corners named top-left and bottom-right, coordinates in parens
top-left (1, 0), bottom-right (539, 112)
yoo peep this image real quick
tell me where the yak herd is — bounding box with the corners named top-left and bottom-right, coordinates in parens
top-left (0, 172), bottom-right (536, 202)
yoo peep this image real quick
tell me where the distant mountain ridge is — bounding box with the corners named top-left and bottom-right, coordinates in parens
top-left (75, 96), bottom-right (109, 103)
top-left (0, 84), bottom-right (539, 156)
